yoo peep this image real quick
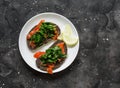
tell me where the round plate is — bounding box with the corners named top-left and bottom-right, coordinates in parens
top-left (19, 12), bottom-right (79, 74)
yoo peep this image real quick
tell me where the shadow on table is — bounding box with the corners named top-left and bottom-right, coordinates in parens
top-left (26, 60), bottom-right (79, 80)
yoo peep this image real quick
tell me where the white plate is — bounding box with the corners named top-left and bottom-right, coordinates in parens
top-left (19, 12), bottom-right (79, 74)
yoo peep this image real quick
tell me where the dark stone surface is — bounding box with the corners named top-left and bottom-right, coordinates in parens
top-left (0, 0), bottom-right (120, 88)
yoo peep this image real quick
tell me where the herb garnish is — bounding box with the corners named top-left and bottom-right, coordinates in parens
top-left (40, 46), bottom-right (66, 64)
top-left (30, 22), bottom-right (56, 47)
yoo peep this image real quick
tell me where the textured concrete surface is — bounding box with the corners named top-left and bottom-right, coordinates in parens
top-left (0, 0), bottom-right (120, 88)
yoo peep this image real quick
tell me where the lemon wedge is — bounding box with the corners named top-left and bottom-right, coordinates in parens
top-left (58, 25), bottom-right (72, 40)
top-left (63, 24), bottom-right (72, 35)
top-left (58, 24), bottom-right (78, 46)
top-left (63, 34), bottom-right (78, 47)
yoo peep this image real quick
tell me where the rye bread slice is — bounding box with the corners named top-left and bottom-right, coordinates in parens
top-left (27, 22), bottom-right (60, 49)
top-left (36, 40), bottom-right (67, 71)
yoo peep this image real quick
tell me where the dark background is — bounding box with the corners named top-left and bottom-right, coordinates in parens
top-left (0, 0), bottom-right (120, 88)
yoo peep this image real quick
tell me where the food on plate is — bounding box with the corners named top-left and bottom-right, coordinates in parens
top-left (58, 24), bottom-right (78, 46)
top-left (63, 34), bottom-right (78, 47)
top-left (27, 20), bottom-right (60, 49)
top-left (35, 40), bottom-right (67, 74)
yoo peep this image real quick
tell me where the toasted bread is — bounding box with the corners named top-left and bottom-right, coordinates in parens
top-left (36, 40), bottom-right (67, 71)
top-left (27, 22), bottom-right (60, 49)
